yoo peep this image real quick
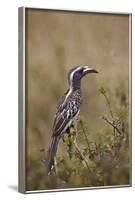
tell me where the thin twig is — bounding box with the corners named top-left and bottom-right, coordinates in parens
top-left (79, 120), bottom-right (91, 156)
top-left (73, 138), bottom-right (92, 173)
top-left (102, 92), bottom-right (114, 119)
top-left (102, 116), bottom-right (122, 135)
top-left (101, 90), bottom-right (116, 135)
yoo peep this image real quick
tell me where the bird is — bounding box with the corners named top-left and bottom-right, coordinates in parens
top-left (47, 65), bottom-right (98, 175)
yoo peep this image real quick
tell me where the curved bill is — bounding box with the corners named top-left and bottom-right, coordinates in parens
top-left (82, 66), bottom-right (99, 76)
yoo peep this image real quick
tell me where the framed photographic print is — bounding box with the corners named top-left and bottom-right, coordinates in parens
top-left (19, 7), bottom-right (132, 193)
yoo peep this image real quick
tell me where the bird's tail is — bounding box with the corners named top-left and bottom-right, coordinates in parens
top-left (47, 136), bottom-right (60, 175)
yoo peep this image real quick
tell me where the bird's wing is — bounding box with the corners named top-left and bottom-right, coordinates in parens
top-left (56, 89), bottom-right (69, 112)
top-left (52, 90), bottom-right (82, 137)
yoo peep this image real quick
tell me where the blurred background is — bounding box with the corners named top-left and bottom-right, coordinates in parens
top-left (25, 8), bottom-right (130, 191)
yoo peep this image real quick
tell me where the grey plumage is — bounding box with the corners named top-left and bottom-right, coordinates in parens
top-left (47, 65), bottom-right (98, 174)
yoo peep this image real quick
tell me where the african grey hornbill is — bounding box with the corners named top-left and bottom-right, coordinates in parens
top-left (47, 65), bottom-right (98, 174)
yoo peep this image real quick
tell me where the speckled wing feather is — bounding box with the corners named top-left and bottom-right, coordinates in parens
top-left (52, 89), bottom-right (82, 137)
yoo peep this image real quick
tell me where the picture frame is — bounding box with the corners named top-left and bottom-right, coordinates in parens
top-left (19, 7), bottom-right (132, 193)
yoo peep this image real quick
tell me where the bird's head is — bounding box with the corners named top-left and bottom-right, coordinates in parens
top-left (68, 65), bottom-right (98, 88)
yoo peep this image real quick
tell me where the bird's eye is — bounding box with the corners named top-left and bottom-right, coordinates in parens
top-left (80, 68), bottom-right (83, 73)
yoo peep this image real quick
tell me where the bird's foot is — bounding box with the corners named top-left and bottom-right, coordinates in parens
top-left (62, 135), bottom-right (66, 143)
top-left (69, 127), bottom-right (76, 136)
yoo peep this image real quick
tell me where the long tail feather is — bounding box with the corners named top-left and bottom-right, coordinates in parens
top-left (47, 136), bottom-right (60, 175)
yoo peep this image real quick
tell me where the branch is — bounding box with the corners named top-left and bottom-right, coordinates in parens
top-left (100, 87), bottom-right (114, 119)
top-left (103, 93), bottom-right (114, 119)
top-left (73, 138), bottom-right (92, 173)
top-left (102, 116), bottom-right (122, 135)
top-left (79, 119), bottom-right (91, 156)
